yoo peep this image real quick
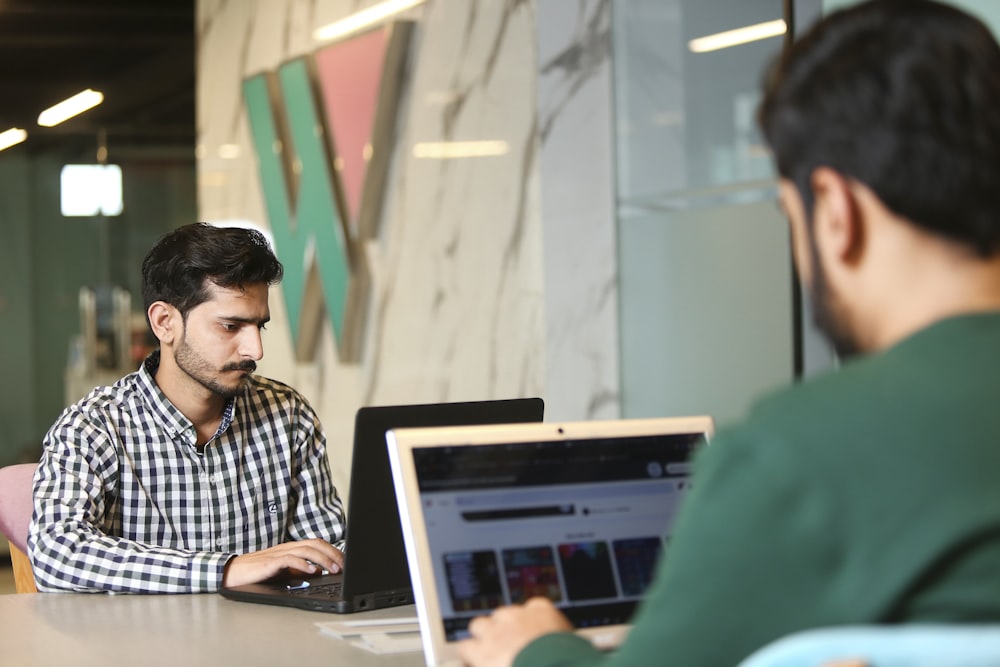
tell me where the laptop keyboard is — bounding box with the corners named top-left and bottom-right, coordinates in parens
top-left (285, 581), bottom-right (343, 598)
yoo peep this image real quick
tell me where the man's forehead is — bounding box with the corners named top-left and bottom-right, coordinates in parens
top-left (202, 280), bottom-right (268, 299)
top-left (195, 282), bottom-right (270, 314)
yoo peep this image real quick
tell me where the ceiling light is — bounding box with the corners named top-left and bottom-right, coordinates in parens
top-left (412, 140), bottom-right (509, 159)
top-left (0, 128), bottom-right (28, 151)
top-left (218, 144), bottom-right (241, 159)
top-left (38, 89), bottom-right (105, 127)
top-left (688, 19), bottom-right (786, 53)
top-left (314, 0), bottom-right (425, 42)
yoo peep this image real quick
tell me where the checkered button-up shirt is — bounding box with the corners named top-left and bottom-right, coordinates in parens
top-left (28, 353), bottom-right (346, 593)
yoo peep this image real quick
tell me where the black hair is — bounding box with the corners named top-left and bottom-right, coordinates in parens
top-left (758, 0), bottom-right (1000, 257)
top-left (141, 222), bottom-right (283, 322)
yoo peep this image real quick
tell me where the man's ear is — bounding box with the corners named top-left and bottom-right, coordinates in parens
top-left (810, 166), bottom-right (863, 264)
top-left (147, 302), bottom-right (179, 345)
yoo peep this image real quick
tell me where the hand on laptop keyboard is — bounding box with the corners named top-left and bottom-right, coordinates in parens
top-left (222, 538), bottom-right (344, 588)
top-left (458, 598), bottom-right (574, 667)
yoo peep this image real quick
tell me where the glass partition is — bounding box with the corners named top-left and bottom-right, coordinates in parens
top-left (612, 0), bottom-right (797, 426)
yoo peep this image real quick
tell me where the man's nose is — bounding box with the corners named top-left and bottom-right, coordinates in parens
top-left (240, 327), bottom-right (264, 360)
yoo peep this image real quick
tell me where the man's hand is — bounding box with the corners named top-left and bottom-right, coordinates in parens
top-left (457, 597), bottom-right (574, 667)
top-left (222, 538), bottom-right (345, 588)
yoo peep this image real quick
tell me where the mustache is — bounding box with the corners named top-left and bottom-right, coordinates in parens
top-left (222, 360), bottom-right (257, 373)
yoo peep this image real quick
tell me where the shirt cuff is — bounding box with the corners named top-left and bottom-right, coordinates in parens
top-left (513, 632), bottom-right (604, 667)
top-left (191, 552), bottom-right (237, 593)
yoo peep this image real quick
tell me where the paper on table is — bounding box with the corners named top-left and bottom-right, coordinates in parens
top-left (351, 631), bottom-right (423, 655)
top-left (316, 615), bottom-right (419, 639)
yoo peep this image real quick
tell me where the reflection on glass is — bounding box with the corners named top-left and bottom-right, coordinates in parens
top-left (613, 0), bottom-right (783, 204)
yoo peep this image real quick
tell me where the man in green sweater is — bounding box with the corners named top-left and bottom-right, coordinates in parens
top-left (459, 1), bottom-right (1000, 666)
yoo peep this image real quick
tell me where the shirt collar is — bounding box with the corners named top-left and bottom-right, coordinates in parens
top-left (136, 351), bottom-right (238, 444)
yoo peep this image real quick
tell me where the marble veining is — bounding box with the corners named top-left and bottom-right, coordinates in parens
top-left (536, 0), bottom-right (621, 421)
top-left (538, 0), bottom-right (611, 141)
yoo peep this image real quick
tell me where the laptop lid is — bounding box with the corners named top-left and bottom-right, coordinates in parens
top-left (220, 398), bottom-right (544, 613)
top-left (387, 416), bottom-right (713, 666)
top-left (338, 398), bottom-right (545, 607)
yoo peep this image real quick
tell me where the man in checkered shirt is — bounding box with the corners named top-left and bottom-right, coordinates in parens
top-left (27, 223), bottom-right (346, 593)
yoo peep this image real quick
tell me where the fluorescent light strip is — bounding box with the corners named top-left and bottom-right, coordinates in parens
top-left (689, 19), bottom-right (786, 53)
top-left (0, 128), bottom-right (27, 151)
top-left (314, 0), bottom-right (425, 42)
top-left (412, 140), bottom-right (509, 159)
top-left (38, 89), bottom-right (105, 127)
top-left (218, 144), bottom-right (241, 159)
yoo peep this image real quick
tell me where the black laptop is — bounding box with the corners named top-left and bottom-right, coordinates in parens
top-left (220, 398), bottom-right (545, 613)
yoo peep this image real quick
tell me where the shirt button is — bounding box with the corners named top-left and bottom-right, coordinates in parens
top-left (215, 538), bottom-right (223, 546)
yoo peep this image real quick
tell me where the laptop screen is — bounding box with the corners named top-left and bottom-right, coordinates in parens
top-left (394, 421), bottom-right (709, 644)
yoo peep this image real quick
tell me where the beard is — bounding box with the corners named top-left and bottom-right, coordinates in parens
top-left (174, 330), bottom-right (256, 398)
top-left (807, 240), bottom-right (861, 360)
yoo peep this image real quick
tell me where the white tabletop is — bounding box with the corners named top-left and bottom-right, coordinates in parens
top-left (0, 592), bottom-right (426, 666)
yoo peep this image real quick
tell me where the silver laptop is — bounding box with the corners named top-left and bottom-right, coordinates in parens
top-left (387, 416), bottom-right (713, 666)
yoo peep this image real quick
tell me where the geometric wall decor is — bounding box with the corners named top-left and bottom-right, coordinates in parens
top-left (243, 22), bottom-right (413, 363)
top-left (315, 22), bottom-right (412, 240)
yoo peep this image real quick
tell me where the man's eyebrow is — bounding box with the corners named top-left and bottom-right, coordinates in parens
top-left (221, 315), bottom-right (271, 326)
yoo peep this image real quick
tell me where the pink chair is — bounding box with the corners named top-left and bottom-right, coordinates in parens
top-left (0, 463), bottom-right (39, 593)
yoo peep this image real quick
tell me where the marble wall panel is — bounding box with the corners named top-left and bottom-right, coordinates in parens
top-left (535, 0), bottom-right (621, 421)
top-left (196, 0), bottom-right (555, 490)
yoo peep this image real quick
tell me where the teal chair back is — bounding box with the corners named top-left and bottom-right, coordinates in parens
top-left (737, 626), bottom-right (1000, 667)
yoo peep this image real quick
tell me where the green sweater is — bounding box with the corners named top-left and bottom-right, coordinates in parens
top-left (516, 313), bottom-right (1000, 667)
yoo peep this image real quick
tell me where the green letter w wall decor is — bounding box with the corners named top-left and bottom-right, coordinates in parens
top-left (243, 59), bottom-right (365, 363)
top-left (242, 22), bottom-right (412, 364)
